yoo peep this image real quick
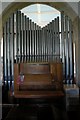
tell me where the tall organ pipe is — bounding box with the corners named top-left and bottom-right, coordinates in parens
top-left (6, 19), bottom-right (10, 89)
top-left (69, 19), bottom-right (74, 81)
top-left (65, 16), bottom-right (69, 80)
top-left (26, 18), bottom-right (29, 62)
top-left (61, 12), bottom-right (65, 80)
top-left (16, 11), bottom-right (21, 63)
top-left (10, 14), bottom-right (14, 87)
top-left (24, 15), bottom-right (27, 62)
top-left (3, 24), bottom-right (7, 85)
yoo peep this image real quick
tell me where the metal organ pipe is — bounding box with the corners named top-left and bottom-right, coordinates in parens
top-left (3, 23), bottom-right (7, 85)
top-left (61, 12), bottom-right (74, 83)
top-left (65, 16), bottom-right (69, 80)
top-left (52, 20), bottom-right (55, 61)
top-left (24, 15), bottom-right (27, 62)
top-left (26, 17), bottom-right (29, 62)
top-left (36, 24), bottom-right (38, 62)
top-left (9, 14), bottom-right (14, 87)
top-left (61, 12), bottom-right (66, 81)
top-left (6, 19), bottom-right (10, 89)
top-left (20, 13), bottom-right (24, 62)
top-left (57, 17), bottom-right (60, 61)
top-left (69, 19), bottom-right (74, 82)
top-left (14, 13), bottom-right (17, 63)
top-left (3, 10), bottom-right (74, 89)
top-left (16, 10), bottom-right (21, 63)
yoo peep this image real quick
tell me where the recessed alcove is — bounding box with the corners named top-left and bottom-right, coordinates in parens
top-left (1, 2), bottom-right (80, 120)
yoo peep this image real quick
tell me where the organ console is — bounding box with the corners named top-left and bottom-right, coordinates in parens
top-left (14, 62), bottom-right (64, 99)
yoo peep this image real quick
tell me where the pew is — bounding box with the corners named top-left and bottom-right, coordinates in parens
top-left (14, 62), bottom-right (64, 98)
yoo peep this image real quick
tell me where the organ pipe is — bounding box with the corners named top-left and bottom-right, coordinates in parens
top-left (3, 10), bottom-right (74, 89)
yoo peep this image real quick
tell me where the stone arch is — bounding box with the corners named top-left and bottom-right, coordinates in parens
top-left (1, 2), bottom-right (79, 84)
top-left (2, 2), bottom-right (77, 26)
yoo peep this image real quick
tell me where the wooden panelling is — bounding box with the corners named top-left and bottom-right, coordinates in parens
top-left (20, 63), bottom-right (50, 74)
top-left (56, 63), bottom-right (63, 82)
top-left (14, 91), bottom-right (64, 98)
top-left (14, 62), bottom-right (64, 98)
top-left (50, 62), bottom-right (63, 82)
top-left (22, 74), bottom-right (52, 85)
top-left (14, 64), bottom-right (19, 91)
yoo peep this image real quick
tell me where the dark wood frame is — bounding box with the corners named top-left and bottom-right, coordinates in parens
top-left (14, 62), bottom-right (64, 98)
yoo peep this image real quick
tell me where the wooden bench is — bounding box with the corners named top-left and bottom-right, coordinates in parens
top-left (14, 62), bottom-right (64, 98)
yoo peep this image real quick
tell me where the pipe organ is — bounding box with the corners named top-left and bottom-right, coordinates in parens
top-left (15, 11), bottom-right (61, 63)
top-left (3, 10), bottom-right (74, 90)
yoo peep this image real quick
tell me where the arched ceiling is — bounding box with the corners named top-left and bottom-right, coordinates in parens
top-left (0, 1), bottom-right (79, 40)
top-left (21, 4), bottom-right (60, 28)
top-left (2, 2), bottom-right (78, 26)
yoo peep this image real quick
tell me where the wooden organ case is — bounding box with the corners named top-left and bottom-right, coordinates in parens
top-left (3, 10), bottom-right (74, 104)
top-left (14, 62), bottom-right (64, 99)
